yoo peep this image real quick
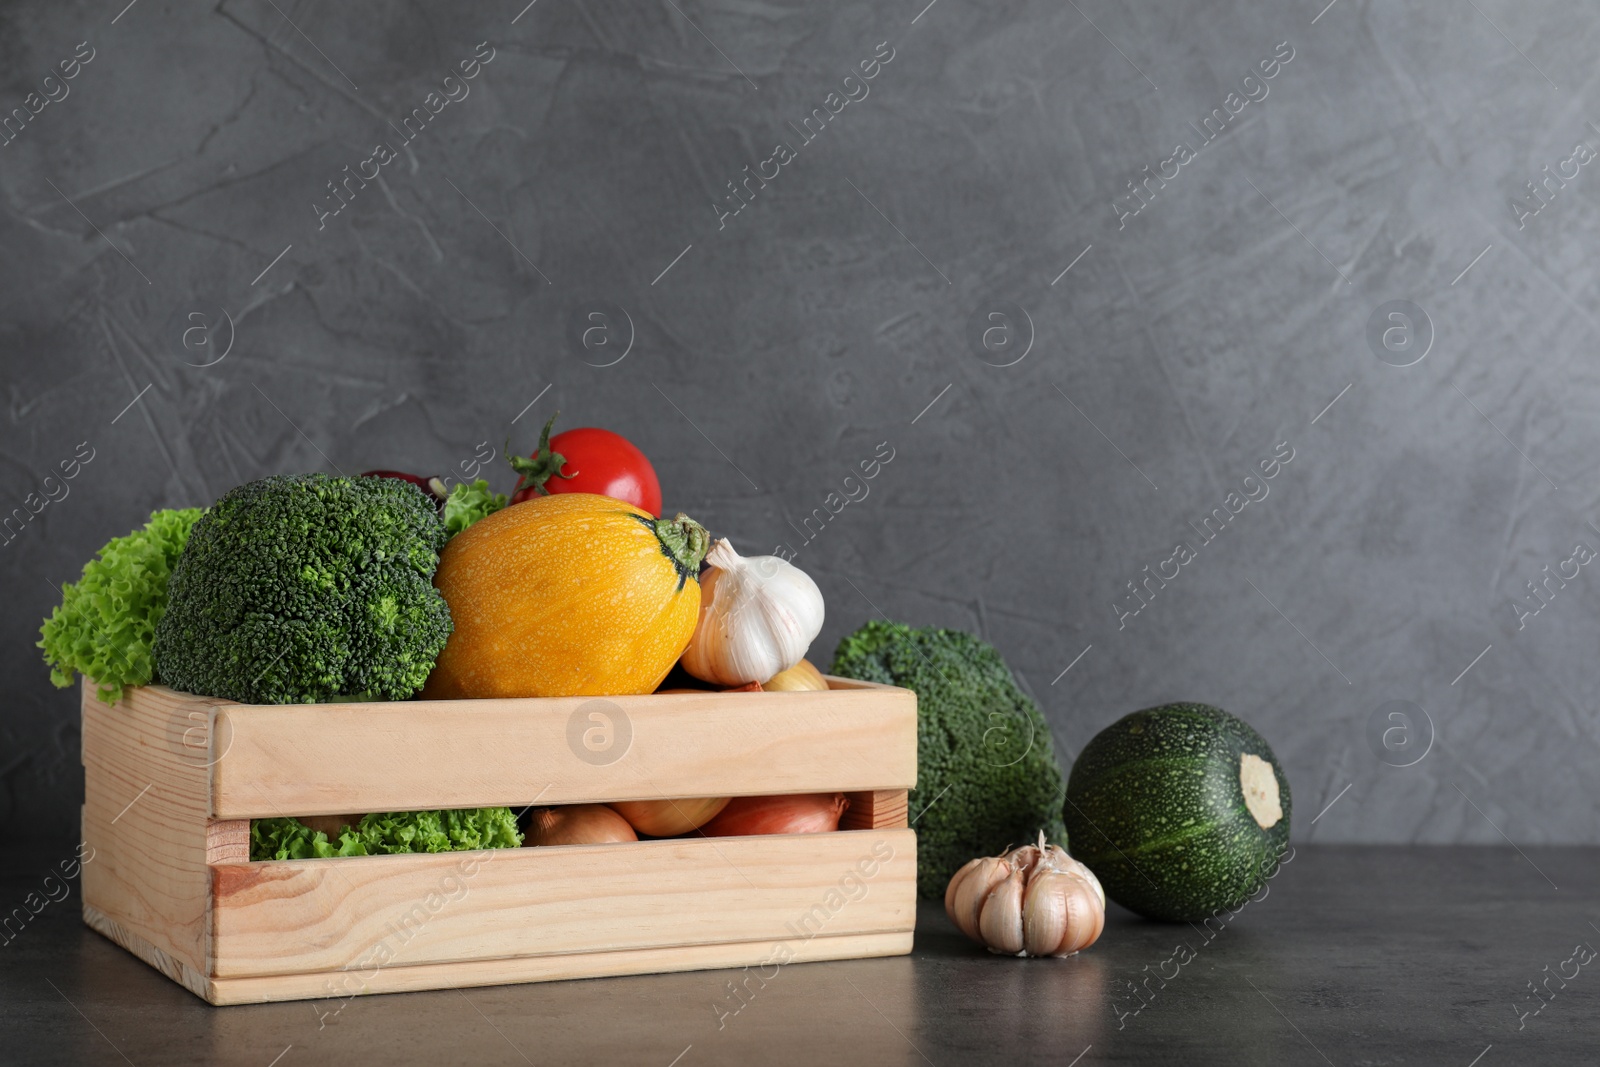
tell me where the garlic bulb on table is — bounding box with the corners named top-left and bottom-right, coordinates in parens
top-left (680, 539), bottom-right (825, 686)
top-left (945, 832), bottom-right (1106, 957)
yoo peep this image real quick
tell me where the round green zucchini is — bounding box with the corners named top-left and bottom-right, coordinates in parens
top-left (1063, 703), bottom-right (1290, 922)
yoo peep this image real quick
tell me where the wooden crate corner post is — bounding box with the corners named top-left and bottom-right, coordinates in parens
top-left (80, 682), bottom-right (240, 1000)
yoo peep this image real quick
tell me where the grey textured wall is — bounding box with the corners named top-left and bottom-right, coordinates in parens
top-left (4, 0), bottom-right (1597, 847)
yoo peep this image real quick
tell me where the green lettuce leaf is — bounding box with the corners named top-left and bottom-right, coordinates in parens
top-left (442, 479), bottom-right (507, 536)
top-left (250, 817), bottom-right (370, 860)
top-left (249, 808), bottom-right (524, 861)
top-left (39, 508), bottom-right (204, 703)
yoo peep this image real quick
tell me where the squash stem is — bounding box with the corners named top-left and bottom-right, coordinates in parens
top-left (652, 512), bottom-right (710, 583)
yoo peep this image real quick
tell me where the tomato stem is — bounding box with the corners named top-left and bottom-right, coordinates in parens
top-left (507, 413), bottom-right (576, 495)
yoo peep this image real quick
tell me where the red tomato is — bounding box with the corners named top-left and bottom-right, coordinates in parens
top-left (510, 416), bottom-right (662, 517)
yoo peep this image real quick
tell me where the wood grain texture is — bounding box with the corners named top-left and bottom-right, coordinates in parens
top-left (205, 821), bottom-right (250, 865)
top-left (83, 903), bottom-right (213, 1001)
top-left (211, 829), bottom-right (915, 978)
top-left (79, 682), bottom-right (219, 980)
top-left (207, 677), bottom-right (916, 818)
top-left (203, 931), bottom-right (915, 1005)
top-left (841, 790), bottom-right (909, 830)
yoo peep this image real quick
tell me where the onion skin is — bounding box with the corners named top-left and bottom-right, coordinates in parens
top-left (609, 797), bottom-right (731, 837)
top-left (299, 814), bottom-right (362, 838)
top-left (654, 682), bottom-right (763, 694)
top-left (699, 793), bottom-right (848, 837)
top-left (525, 805), bottom-right (638, 846)
top-left (763, 659), bottom-right (829, 692)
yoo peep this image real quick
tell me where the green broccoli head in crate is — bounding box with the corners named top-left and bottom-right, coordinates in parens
top-left (831, 620), bottom-right (1068, 900)
top-left (153, 473), bottom-right (452, 704)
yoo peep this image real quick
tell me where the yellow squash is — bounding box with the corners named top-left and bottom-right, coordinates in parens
top-left (423, 493), bottom-right (709, 699)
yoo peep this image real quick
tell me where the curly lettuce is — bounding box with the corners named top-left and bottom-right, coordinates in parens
top-left (441, 478), bottom-right (507, 536)
top-left (39, 508), bottom-right (204, 703)
top-left (250, 808), bottom-right (524, 861)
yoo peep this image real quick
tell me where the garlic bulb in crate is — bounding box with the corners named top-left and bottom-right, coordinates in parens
top-left (680, 539), bottom-right (824, 686)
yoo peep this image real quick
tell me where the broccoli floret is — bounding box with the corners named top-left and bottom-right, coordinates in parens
top-left (831, 620), bottom-right (1068, 899)
top-left (153, 473), bottom-right (452, 704)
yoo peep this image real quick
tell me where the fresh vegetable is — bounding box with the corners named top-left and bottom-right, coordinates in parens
top-left (38, 508), bottom-right (203, 704)
top-left (1062, 703), bottom-right (1291, 922)
top-left (763, 658), bottom-right (829, 692)
top-left (699, 793), bottom-right (848, 837)
top-left (298, 814), bottom-right (360, 838)
top-left (441, 479), bottom-right (506, 535)
top-left (945, 833), bottom-right (1105, 957)
top-left (423, 493), bottom-right (708, 699)
top-left (250, 807), bottom-right (522, 860)
top-left (525, 805), bottom-right (638, 846)
top-left (608, 797), bottom-right (731, 837)
top-left (509, 413), bottom-right (662, 516)
top-left (153, 474), bottom-right (453, 704)
top-left (251, 817), bottom-right (369, 860)
top-left (360, 469), bottom-right (433, 492)
top-left (831, 620), bottom-right (1068, 900)
top-left (680, 539), bottom-right (824, 687)
top-left (360, 470), bottom-right (505, 536)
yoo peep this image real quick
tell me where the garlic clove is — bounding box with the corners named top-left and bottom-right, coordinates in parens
top-left (978, 869), bottom-right (1027, 955)
top-left (1052, 872), bottom-right (1106, 956)
top-left (1047, 852), bottom-right (1106, 908)
top-left (1072, 860), bottom-right (1106, 909)
top-left (1021, 871), bottom-right (1071, 957)
top-left (950, 857), bottom-right (1009, 942)
top-left (1035, 840), bottom-right (1106, 909)
top-left (945, 857), bottom-right (985, 920)
top-left (1008, 844), bottom-right (1040, 882)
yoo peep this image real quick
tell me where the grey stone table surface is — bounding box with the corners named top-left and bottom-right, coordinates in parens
top-left (3, 844), bottom-right (1597, 1066)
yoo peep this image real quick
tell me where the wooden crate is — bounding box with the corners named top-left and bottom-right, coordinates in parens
top-left (80, 677), bottom-right (917, 1005)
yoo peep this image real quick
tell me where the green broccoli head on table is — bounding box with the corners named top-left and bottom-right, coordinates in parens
top-left (831, 620), bottom-right (1068, 900)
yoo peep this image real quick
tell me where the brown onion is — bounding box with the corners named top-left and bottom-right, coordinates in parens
top-left (525, 805), bottom-right (638, 846)
top-left (763, 659), bottom-right (829, 692)
top-left (609, 796), bottom-right (732, 836)
top-left (699, 793), bottom-right (848, 837)
top-left (299, 814), bottom-right (363, 838)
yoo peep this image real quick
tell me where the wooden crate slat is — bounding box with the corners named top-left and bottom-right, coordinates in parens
top-left (211, 829), bottom-right (915, 978)
top-left (208, 678), bottom-right (916, 818)
top-left (204, 931), bottom-right (915, 1005)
